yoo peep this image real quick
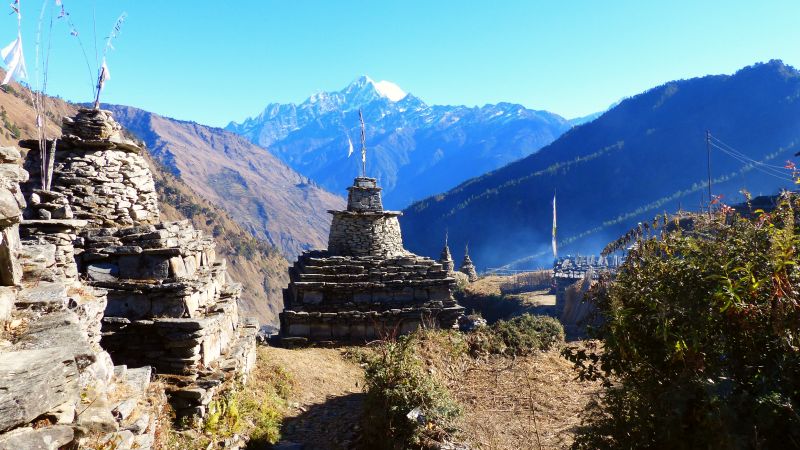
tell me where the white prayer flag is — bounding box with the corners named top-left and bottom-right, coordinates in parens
top-left (552, 192), bottom-right (557, 259)
top-left (1, 34), bottom-right (27, 86)
top-left (100, 60), bottom-right (110, 84)
top-left (347, 136), bottom-right (353, 157)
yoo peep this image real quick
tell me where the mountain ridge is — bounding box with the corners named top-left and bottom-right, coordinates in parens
top-left (226, 76), bottom-right (572, 208)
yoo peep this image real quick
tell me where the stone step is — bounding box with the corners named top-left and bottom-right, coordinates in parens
top-left (123, 366), bottom-right (152, 393)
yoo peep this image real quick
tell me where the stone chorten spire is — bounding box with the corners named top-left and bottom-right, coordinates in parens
top-left (439, 231), bottom-right (454, 273)
top-left (327, 176), bottom-right (406, 257)
top-left (459, 243), bottom-right (478, 282)
top-left (22, 108), bottom-right (160, 228)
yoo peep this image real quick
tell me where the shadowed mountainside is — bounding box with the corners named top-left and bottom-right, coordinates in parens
top-left (401, 60), bottom-right (800, 269)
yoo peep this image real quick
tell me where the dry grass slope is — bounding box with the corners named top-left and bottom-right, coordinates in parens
top-left (103, 104), bottom-right (345, 259)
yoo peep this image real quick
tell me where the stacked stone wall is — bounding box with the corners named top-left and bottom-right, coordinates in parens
top-left (19, 219), bottom-right (85, 281)
top-left (328, 213), bottom-right (406, 257)
top-left (16, 109), bottom-right (258, 425)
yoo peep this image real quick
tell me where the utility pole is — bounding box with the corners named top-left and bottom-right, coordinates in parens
top-left (706, 130), bottom-right (712, 216)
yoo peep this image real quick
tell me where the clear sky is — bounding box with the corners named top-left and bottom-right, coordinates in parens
top-left (3, 0), bottom-right (799, 127)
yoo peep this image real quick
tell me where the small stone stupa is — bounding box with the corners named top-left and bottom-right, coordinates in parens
top-left (280, 118), bottom-right (463, 341)
top-left (459, 244), bottom-right (479, 282)
top-left (439, 232), bottom-right (455, 273)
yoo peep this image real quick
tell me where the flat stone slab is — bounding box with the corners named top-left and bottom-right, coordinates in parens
top-left (0, 347), bottom-right (79, 432)
top-left (15, 282), bottom-right (67, 309)
top-left (0, 425), bottom-right (74, 450)
top-left (21, 219), bottom-right (89, 228)
top-left (124, 366), bottom-right (152, 393)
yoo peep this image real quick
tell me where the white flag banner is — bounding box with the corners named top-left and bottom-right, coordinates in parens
top-left (347, 136), bottom-right (353, 157)
top-left (1, 34), bottom-right (27, 86)
top-left (552, 193), bottom-right (557, 259)
top-left (100, 59), bottom-right (111, 85)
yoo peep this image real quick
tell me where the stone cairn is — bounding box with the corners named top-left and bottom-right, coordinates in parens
top-left (280, 176), bottom-right (464, 342)
top-left (20, 109), bottom-right (258, 425)
top-left (0, 145), bottom-right (165, 449)
top-left (459, 245), bottom-right (479, 282)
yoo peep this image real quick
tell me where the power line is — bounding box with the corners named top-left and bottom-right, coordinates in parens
top-left (710, 135), bottom-right (790, 170)
top-left (709, 142), bottom-right (794, 182)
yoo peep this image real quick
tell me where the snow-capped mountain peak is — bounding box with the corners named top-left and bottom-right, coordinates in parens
top-left (371, 79), bottom-right (407, 102)
top-left (350, 75), bottom-right (407, 102)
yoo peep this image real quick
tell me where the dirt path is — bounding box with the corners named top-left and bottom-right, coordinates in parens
top-left (263, 347), bottom-right (365, 450)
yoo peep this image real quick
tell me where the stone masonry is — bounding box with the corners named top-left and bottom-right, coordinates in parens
top-left (280, 177), bottom-right (464, 342)
top-left (0, 146), bottom-right (165, 450)
top-left (439, 236), bottom-right (455, 273)
top-left (20, 109), bottom-right (257, 424)
top-left (22, 108), bottom-right (160, 227)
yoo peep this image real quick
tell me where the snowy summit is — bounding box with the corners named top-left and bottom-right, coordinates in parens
top-left (364, 76), bottom-right (408, 102)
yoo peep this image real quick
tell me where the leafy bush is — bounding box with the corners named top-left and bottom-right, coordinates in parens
top-left (469, 314), bottom-right (565, 356)
top-left (362, 334), bottom-right (462, 449)
top-left (564, 193), bottom-right (800, 449)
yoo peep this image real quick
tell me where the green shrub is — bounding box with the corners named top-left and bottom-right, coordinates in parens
top-left (469, 314), bottom-right (565, 356)
top-left (362, 334), bottom-right (461, 449)
top-left (563, 193), bottom-right (800, 449)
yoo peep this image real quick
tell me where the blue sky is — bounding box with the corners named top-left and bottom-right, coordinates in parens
top-left (3, 1), bottom-right (799, 127)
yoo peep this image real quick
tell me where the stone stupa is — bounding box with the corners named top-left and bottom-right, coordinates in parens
top-left (438, 232), bottom-right (455, 273)
top-left (280, 175), bottom-right (464, 342)
top-left (459, 244), bottom-right (479, 282)
top-left (21, 108), bottom-right (257, 422)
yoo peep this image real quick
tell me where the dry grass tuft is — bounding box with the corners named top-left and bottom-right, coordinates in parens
top-left (415, 330), bottom-right (601, 449)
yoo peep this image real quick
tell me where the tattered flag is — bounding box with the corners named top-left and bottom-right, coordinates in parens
top-left (1, 33), bottom-right (27, 85)
top-left (100, 59), bottom-right (110, 83)
top-left (347, 135), bottom-right (353, 157)
top-left (359, 109), bottom-right (367, 174)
